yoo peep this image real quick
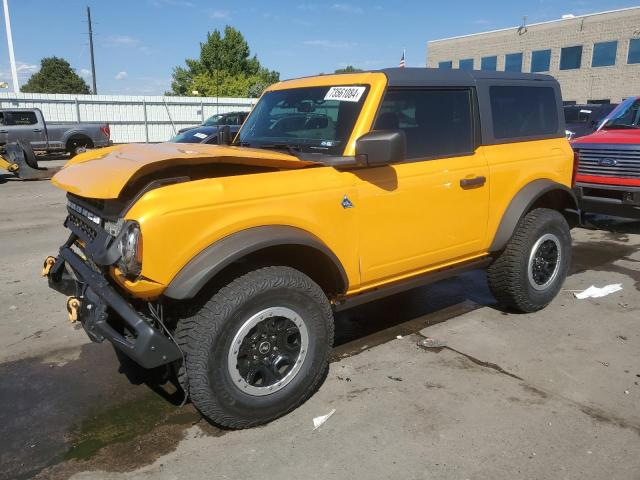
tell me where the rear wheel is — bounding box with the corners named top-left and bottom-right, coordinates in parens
top-left (487, 208), bottom-right (572, 313)
top-left (66, 136), bottom-right (93, 158)
top-left (174, 266), bottom-right (334, 429)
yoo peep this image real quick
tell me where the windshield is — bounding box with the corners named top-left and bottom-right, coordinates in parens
top-left (171, 128), bottom-right (215, 143)
top-left (235, 85), bottom-right (370, 155)
top-left (600, 97), bottom-right (640, 130)
top-left (203, 114), bottom-right (225, 126)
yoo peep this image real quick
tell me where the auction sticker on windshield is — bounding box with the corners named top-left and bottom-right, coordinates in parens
top-left (324, 86), bottom-right (366, 102)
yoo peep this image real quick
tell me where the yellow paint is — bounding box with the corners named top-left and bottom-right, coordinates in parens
top-left (50, 73), bottom-right (574, 301)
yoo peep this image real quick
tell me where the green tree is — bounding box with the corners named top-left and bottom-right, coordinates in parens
top-left (21, 57), bottom-right (91, 94)
top-left (169, 26), bottom-right (279, 98)
top-left (334, 66), bottom-right (363, 74)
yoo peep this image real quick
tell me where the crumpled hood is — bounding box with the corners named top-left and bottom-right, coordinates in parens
top-left (52, 142), bottom-right (315, 199)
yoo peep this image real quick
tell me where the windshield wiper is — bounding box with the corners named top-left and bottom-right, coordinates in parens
top-left (603, 124), bottom-right (639, 130)
top-left (254, 143), bottom-right (306, 159)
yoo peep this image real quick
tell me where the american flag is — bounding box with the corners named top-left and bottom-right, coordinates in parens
top-left (399, 49), bottom-right (406, 68)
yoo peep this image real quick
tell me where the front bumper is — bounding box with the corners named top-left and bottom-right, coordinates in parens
top-left (575, 182), bottom-right (640, 220)
top-left (48, 240), bottom-right (181, 369)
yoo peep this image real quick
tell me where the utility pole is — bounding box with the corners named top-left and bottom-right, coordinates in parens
top-left (2, 0), bottom-right (19, 93)
top-left (87, 6), bottom-right (97, 94)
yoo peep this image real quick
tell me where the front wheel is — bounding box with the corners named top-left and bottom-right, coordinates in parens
top-left (487, 208), bottom-right (572, 313)
top-left (174, 266), bottom-right (334, 429)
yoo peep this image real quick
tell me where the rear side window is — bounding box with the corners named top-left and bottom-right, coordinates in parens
top-left (5, 111), bottom-right (38, 126)
top-left (490, 86), bottom-right (558, 139)
top-left (374, 89), bottom-right (474, 159)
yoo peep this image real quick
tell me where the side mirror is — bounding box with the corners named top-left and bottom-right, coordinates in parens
top-left (355, 130), bottom-right (406, 167)
top-left (217, 125), bottom-right (232, 145)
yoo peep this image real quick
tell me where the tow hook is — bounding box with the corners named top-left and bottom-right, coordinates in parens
top-left (66, 296), bottom-right (81, 323)
top-left (41, 256), bottom-right (56, 277)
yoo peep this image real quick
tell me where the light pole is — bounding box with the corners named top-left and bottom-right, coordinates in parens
top-left (2, 0), bottom-right (19, 93)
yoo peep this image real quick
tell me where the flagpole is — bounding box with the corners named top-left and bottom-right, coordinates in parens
top-left (2, 0), bottom-right (19, 93)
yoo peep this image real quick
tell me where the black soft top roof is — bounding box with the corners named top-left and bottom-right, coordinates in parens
top-left (378, 67), bottom-right (556, 87)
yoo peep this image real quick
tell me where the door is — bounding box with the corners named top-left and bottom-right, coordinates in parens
top-left (3, 110), bottom-right (47, 150)
top-left (355, 88), bottom-right (489, 285)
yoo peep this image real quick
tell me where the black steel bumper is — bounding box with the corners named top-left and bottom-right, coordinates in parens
top-left (575, 183), bottom-right (640, 220)
top-left (48, 244), bottom-right (181, 369)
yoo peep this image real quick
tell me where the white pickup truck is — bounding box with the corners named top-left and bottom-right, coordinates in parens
top-left (0, 108), bottom-right (111, 157)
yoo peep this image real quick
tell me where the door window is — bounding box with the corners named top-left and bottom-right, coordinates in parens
top-left (374, 89), bottom-right (474, 159)
top-left (5, 111), bottom-right (38, 125)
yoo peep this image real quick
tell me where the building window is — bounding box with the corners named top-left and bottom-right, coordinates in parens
top-left (490, 86), bottom-right (559, 139)
top-left (374, 89), bottom-right (474, 159)
top-left (531, 49), bottom-right (551, 72)
top-left (481, 56), bottom-right (497, 71)
top-left (560, 45), bottom-right (583, 70)
top-left (459, 58), bottom-right (474, 70)
top-left (587, 99), bottom-right (610, 104)
top-left (505, 53), bottom-right (523, 72)
top-left (438, 61), bottom-right (453, 69)
top-left (592, 41), bottom-right (617, 67)
top-left (628, 38), bottom-right (640, 64)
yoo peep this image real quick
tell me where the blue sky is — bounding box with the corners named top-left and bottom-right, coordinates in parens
top-left (0, 0), bottom-right (637, 95)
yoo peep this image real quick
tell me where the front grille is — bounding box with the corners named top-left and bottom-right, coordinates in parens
top-left (67, 213), bottom-right (97, 241)
top-left (68, 193), bottom-right (105, 213)
top-left (578, 148), bottom-right (640, 179)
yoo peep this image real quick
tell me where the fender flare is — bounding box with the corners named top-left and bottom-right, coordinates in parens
top-left (489, 179), bottom-right (578, 252)
top-left (164, 225), bottom-right (349, 300)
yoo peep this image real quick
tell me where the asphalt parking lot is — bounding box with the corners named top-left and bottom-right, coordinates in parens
top-left (1, 174), bottom-right (639, 480)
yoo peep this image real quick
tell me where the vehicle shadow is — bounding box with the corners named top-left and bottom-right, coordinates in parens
top-left (581, 214), bottom-right (640, 235)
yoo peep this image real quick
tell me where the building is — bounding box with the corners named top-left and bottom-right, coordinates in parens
top-left (426, 7), bottom-right (640, 104)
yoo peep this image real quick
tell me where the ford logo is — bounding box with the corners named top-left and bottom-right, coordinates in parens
top-left (598, 158), bottom-right (617, 167)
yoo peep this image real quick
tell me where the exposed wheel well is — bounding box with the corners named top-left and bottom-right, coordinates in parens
top-left (529, 189), bottom-right (579, 228)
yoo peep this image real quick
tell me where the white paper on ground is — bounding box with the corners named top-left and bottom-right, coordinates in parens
top-left (574, 284), bottom-right (623, 299)
top-left (313, 408), bottom-right (336, 430)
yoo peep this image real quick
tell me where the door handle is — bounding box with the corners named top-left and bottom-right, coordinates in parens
top-left (33, 129), bottom-right (43, 133)
top-left (460, 176), bottom-right (486, 188)
top-left (0, 130), bottom-right (7, 133)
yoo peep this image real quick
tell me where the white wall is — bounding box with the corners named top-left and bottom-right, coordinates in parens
top-left (0, 92), bottom-right (256, 143)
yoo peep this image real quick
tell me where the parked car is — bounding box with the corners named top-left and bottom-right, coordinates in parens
top-left (176, 111), bottom-right (249, 134)
top-left (44, 68), bottom-right (577, 428)
top-left (564, 104), bottom-right (618, 140)
top-left (572, 96), bottom-right (640, 219)
top-left (170, 125), bottom-right (241, 144)
top-left (0, 108), bottom-right (111, 157)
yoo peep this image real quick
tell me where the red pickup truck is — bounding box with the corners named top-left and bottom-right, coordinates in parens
top-left (572, 96), bottom-right (640, 220)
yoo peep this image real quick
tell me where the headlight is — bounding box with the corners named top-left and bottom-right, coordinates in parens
top-left (117, 222), bottom-right (142, 279)
top-left (565, 130), bottom-right (575, 140)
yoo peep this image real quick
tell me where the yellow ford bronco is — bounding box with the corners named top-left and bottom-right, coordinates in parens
top-left (45, 68), bottom-right (578, 428)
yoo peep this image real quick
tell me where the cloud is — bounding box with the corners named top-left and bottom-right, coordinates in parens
top-left (115, 71), bottom-right (128, 80)
top-left (16, 62), bottom-right (38, 75)
top-left (303, 39), bottom-right (358, 48)
top-left (103, 35), bottom-right (140, 47)
top-left (297, 3), bottom-right (317, 10)
top-left (149, 0), bottom-right (194, 7)
top-left (331, 3), bottom-right (363, 14)
top-left (79, 68), bottom-right (92, 78)
top-left (210, 10), bottom-right (230, 19)
top-left (0, 61), bottom-right (39, 81)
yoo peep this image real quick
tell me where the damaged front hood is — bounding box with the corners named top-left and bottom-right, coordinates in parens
top-left (52, 142), bottom-right (316, 199)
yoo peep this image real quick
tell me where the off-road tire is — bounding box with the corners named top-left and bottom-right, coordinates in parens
top-left (487, 208), bottom-right (571, 313)
top-left (174, 266), bottom-right (334, 429)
